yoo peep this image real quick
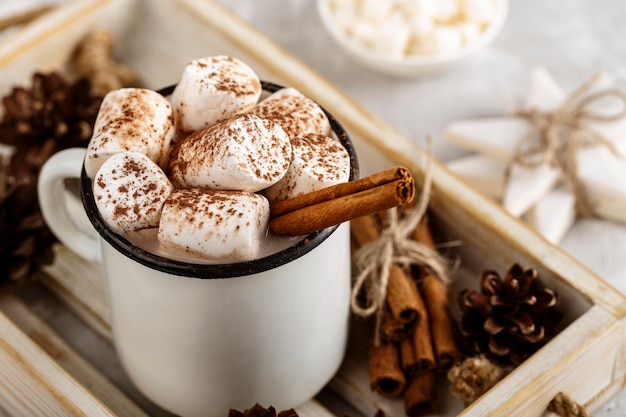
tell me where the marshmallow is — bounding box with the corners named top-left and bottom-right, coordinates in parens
top-left (408, 12), bottom-right (435, 35)
top-left (157, 189), bottom-right (269, 261)
top-left (461, 0), bottom-right (497, 24)
top-left (93, 151), bottom-right (174, 234)
top-left (85, 88), bottom-right (175, 178)
top-left (168, 114), bottom-right (292, 192)
top-left (329, 2), bottom-right (359, 29)
top-left (455, 21), bottom-right (482, 45)
top-left (408, 25), bottom-right (463, 55)
top-left (372, 16), bottom-right (411, 57)
top-left (431, 25), bottom-right (464, 53)
top-left (251, 87), bottom-right (331, 142)
top-left (263, 133), bottom-right (351, 203)
top-left (434, 0), bottom-right (460, 22)
top-left (170, 55), bottom-right (262, 134)
top-left (407, 31), bottom-right (438, 55)
top-left (412, 0), bottom-right (439, 20)
top-left (348, 19), bottom-right (380, 48)
top-left (359, 0), bottom-right (394, 23)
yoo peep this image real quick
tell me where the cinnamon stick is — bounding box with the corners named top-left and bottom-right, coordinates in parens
top-left (352, 214), bottom-right (423, 341)
top-left (412, 215), bottom-right (459, 371)
top-left (399, 338), bottom-right (419, 376)
top-left (369, 341), bottom-right (406, 397)
top-left (411, 213), bottom-right (436, 248)
top-left (270, 166), bottom-right (414, 236)
top-left (411, 280), bottom-right (436, 372)
top-left (381, 312), bottom-right (416, 342)
top-left (368, 211), bottom-right (426, 342)
top-left (404, 372), bottom-right (437, 417)
top-left (350, 213), bottom-right (380, 247)
top-left (386, 264), bottom-right (421, 332)
top-left (420, 275), bottom-right (459, 370)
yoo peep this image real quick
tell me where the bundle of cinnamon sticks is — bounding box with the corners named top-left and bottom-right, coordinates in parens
top-left (351, 210), bottom-right (459, 417)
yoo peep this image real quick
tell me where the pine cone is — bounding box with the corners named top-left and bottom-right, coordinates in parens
top-left (0, 175), bottom-right (56, 284)
top-left (0, 71), bottom-right (103, 285)
top-left (0, 71), bottom-right (102, 179)
top-left (457, 263), bottom-right (561, 365)
top-left (228, 403), bottom-right (298, 417)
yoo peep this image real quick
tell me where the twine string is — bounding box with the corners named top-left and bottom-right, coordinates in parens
top-left (548, 392), bottom-right (591, 417)
top-left (510, 71), bottom-right (626, 217)
top-left (351, 138), bottom-right (449, 345)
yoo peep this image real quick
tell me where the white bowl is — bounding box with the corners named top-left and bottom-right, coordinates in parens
top-left (317, 0), bottom-right (509, 77)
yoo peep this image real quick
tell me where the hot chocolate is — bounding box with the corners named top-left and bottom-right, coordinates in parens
top-left (86, 56), bottom-right (351, 262)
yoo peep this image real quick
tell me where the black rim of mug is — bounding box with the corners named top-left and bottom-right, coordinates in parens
top-left (80, 81), bottom-right (360, 278)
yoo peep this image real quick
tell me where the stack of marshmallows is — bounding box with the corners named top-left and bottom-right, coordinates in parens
top-left (85, 55), bottom-right (351, 262)
top-left (327, 0), bottom-right (499, 58)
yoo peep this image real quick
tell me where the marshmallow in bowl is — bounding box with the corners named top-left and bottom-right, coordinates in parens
top-left (84, 88), bottom-right (175, 178)
top-left (264, 133), bottom-right (351, 203)
top-left (325, 0), bottom-right (500, 58)
top-left (157, 189), bottom-right (270, 261)
top-left (250, 87), bottom-right (331, 142)
top-left (170, 55), bottom-right (262, 135)
top-left (93, 151), bottom-right (174, 234)
top-left (168, 114), bottom-right (292, 192)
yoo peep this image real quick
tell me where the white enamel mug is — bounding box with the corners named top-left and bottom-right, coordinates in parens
top-left (37, 83), bottom-right (359, 417)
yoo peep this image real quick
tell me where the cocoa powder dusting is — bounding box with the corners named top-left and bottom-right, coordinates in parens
top-left (251, 88), bottom-right (329, 140)
top-left (114, 205), bottom-right (129, 218)
top-left (194, 56), bottom-right (260, 98)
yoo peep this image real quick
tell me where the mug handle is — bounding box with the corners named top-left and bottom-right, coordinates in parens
top-left (38, 148), bottom-right (102, 263)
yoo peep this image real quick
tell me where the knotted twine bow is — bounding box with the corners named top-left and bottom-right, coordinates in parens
top-left (351, 140), bottom-right (450, 346)
top-left (510, 71), bottom-right (626, 217)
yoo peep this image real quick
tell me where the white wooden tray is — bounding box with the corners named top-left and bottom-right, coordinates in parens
top-left (0, 1), bottom-right (624, 416)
